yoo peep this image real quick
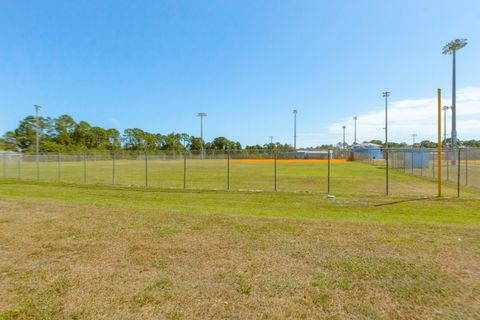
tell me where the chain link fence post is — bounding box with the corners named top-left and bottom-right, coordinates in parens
top-left (432, 151), bottom-right (435, 178)
top-left (17, 154), bottom-right (21, 179)
top-left (183, 151), bottom-right (187, 190)
top-left (446, 150), bottom-right (449, 181)
top-left (274, 150), bottom-right (277, 192)
top-left (57, 152), bottom-right (61, 181)
top-left (112, 149), bottom-right (116, 185)
top-left (36, 152), bottom-right (40, 180)
top-left (83, 151), bottom-right (87, 184)
top-left (457, 148), bottom-right (461, 197)
top-left (465, 148), bottom-right (468, 186)
top-left (327, 149), bottom-right (331, 194)
top-left (2, 153), bottom-right (6, 178)
top-left (227, 149), bottom-right (230, 190)
top-left (145, 149), bottom-right (148, 187)
top-left (420, 150), bottom-right (424, 176)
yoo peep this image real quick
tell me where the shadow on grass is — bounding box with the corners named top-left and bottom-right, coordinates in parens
top-left (373, 196), bottom-right (438, 207)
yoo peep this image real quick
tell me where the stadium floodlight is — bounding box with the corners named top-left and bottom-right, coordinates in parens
top-left (353, 116), bottom-right (358, 144)
top-left (197, 112), bottom-right (207, 158)
top-left (342, 125), bottom-right (346, 150)
top-left (442, 106), bottom-right (450, 146)
top-left (382, 91), bottom-right (390, 195)
top-left (293, 109), bottom-right (298, 150)
top-left (412, 134), bottom-right (417, 147)
top-left (443, 39), bottom-right (467, 160)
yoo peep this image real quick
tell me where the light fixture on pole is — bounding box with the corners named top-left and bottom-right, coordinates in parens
top-left (442, 106), bottom-right (450, 146)
top-left (293, 109), bottom-right (298, 150)
top-left (443, 38), bottom-right (467, 162)
top-left (412, 134), bottom-right (417, 147)
top-left (353, 116), bottom-right (358, 144)
top-left (382, 91), bottom-right (390, 196)
top-left (342, 125), bottom-right (346, 150)
top-left (197, 112), bottom-right (207, 158)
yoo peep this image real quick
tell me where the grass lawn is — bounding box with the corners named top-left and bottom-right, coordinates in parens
top-left (0, 180), bottom-right (479, 319)
top-left (2, 158), bottom-right (478, 198)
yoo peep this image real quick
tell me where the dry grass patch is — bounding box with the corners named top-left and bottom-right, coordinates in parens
top-left (0, 197), bottom-right (479, 319)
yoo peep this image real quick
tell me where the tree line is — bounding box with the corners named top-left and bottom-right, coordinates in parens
top-left (0, 114), bottom-right (295, 153)
top-left (1, 114), bottom-right (479, 153)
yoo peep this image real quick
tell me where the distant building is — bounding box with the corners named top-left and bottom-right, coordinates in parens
top-left (392, 149), bottom-right (430, 169)
top-left (352, 143), bottom-right (383, 160)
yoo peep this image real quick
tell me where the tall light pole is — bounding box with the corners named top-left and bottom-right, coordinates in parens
top-left (383, 91), bottom-right (390, 196)
top-left (342, 125), bottom-right (346, 150)
top-left (270, 136), bottom-right (273, 144)
top-left (34, 104), bottom-right (43, 180)
top-left (353, 116), bottom-right (358, 144)
top-left (442, 106), bottom-right (450, 146)
top-left (293, 109), bottom-right (298, 150)
top-left (197, 112), bottom-right (207, 158)
top-left (412, 134), bottom-right (417, 147)
top-left (443, 38), bottom-right (467, 161)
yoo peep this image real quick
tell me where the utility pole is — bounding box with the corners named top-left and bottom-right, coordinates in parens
top-left (412, 134), bottom-right (417, 147)
top-left (270, 136), bottom-right (273, 144)
top-left (342, 125), bottom-right (346, 150)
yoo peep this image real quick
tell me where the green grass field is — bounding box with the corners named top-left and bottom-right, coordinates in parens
top-left (2, 158), bottom-right (478, 198)
top-left (0, 179), bottom-right (479, 319)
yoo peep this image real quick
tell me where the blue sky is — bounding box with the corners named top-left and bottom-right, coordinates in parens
top-left (1, 0), bottom-right (479, 147)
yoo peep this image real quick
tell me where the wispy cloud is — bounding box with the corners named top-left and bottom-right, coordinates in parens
top-left (106, 117), bottom-right (120, 127)
top-left (328, 86), bottom-right (480, 144)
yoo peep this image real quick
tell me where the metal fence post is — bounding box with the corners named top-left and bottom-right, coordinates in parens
top-left (446, 150), bottom-right (449, 181)
top-left (57, 152), bottom-right (61, 181)
top-left (386, 148), bottom-right (389, 196)
top-left (112, 149), bottom-right (116, 185)
top-left (83, 151), bottom-right (87, 184)
top-left (183, 152), bottom-right (187, 190)
top-left (17, 154), bottom-right (21, 179)
top-left (274, 151), bottom-right (277, 192)
top-left (465, 148), bottom-right (468, 186)
top-left (36, 152), bottom-right (40, 180)
top-left (145, 150), bottom-right (148, 187)
top-left (411, 151), bottom-right (414, 175)
top-left (420, 151), bottom-right (423, 176)
top-left (432, 151), bottom-right (435, 178)
top-left (327, 149), bottom-right (331, 194)
top-left (227, 149), bottom-right (230, 190)
top-left (403, 152), bottom-right (406, 173)
top-left (457, 148), bottom-right (461, 198)
top-left (2, 153), bottom-right (6, 178)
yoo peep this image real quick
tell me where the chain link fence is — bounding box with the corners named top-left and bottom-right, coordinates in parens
top-left (1, 148), bottom-right (479, 197)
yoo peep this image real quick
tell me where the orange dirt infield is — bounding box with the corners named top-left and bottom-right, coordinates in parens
top-left (226, 159), bottom-right (348, 163)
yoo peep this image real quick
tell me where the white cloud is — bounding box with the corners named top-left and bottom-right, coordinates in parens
top-left (328, 86), bottom-right (480, 144)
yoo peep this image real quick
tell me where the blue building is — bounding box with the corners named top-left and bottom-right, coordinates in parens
top-left (396, 149), bottom-right (430, 168)
top-left (352, 143), bottom-right (383, 160)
